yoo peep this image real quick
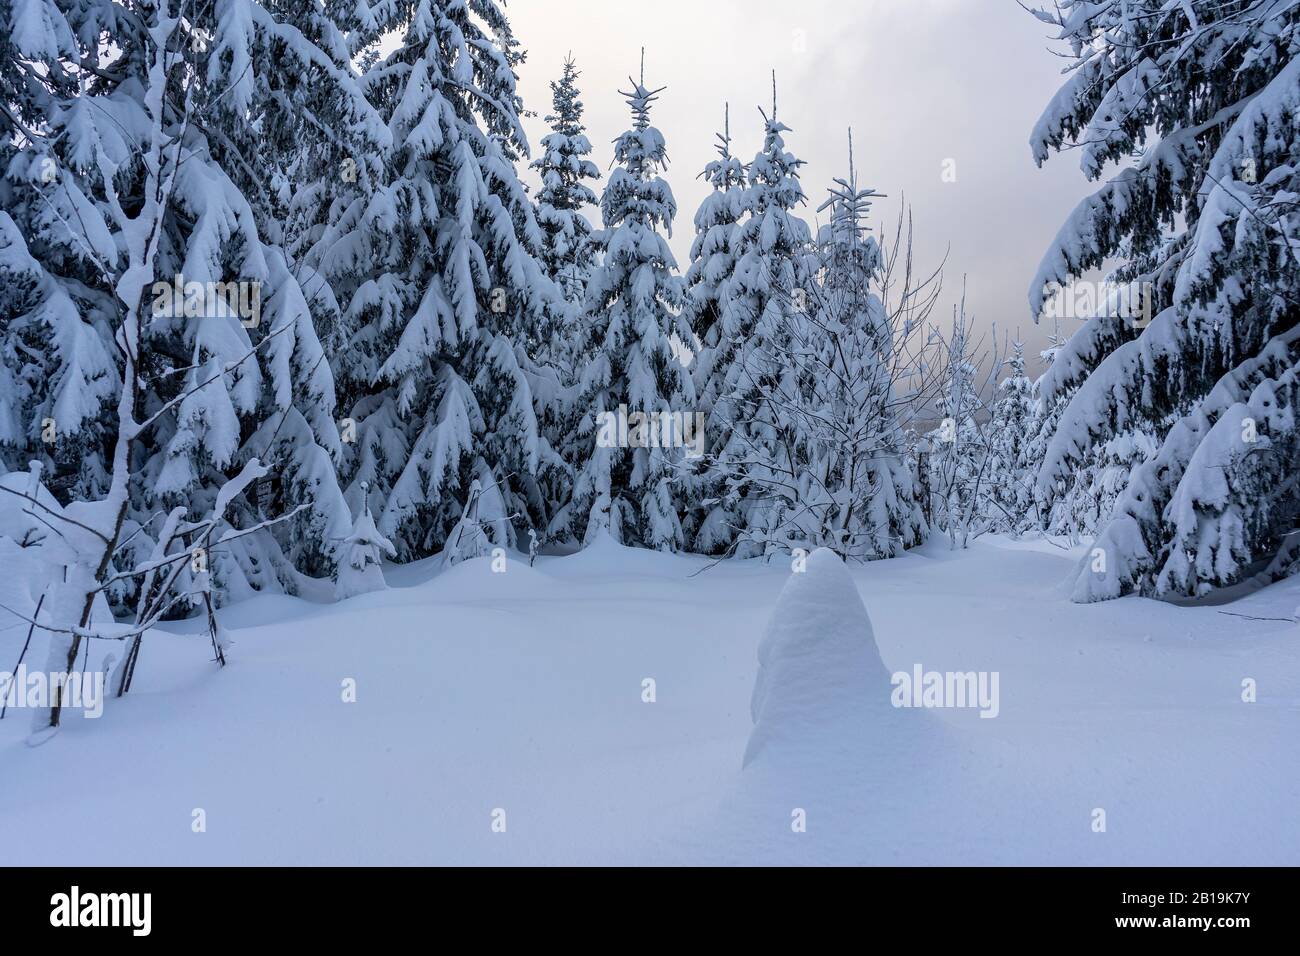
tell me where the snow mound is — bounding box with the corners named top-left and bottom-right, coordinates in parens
top-left (556, 526), bottom-right (706, 580)
top-left (743, 548), bottom-right (898, 767)
top-left (421, 548), bottom-right (560, 604)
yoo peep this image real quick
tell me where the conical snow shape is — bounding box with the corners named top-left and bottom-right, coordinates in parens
top-left (335, 485), bottom-right (397, 601)
top-left (743, 548), bottom-right (897, 767)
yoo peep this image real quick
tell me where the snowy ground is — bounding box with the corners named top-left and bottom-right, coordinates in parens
top-left (2, 535), bottom-right (1298, 865)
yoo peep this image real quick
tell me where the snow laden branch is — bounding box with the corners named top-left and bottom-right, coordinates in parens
top-left (1023, 0), bottom-right (1300, 600)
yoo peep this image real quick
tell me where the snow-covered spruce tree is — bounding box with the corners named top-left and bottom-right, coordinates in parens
top-left (759, 137), bottom-right (925, 560)
top-left (681, 104), bottom-right (747, 549)
top-left (685, 104), bottom-right (747, 413)
top-left (307, 1), bottom-right (567, 563)
top-left (927, 298), bottom-right (994, 549)
top-left (0, 210), bottom-right (117, 504)
top-left (0, 0), bottom-right (385, 618)
top-left (986, 341), bottom-right (1036, 534)
top-left (1029, 256), bottom-right (1154, 537)
top-left (1018, 324), bottom-right (1071, 533)
top-left (563, 64), bottom-right (696, 550)
top-left (0, 0), bottom-right (121, 504)
top-left (697, 83), bottom-right (815, 557)
top-left (530, 56), bottom-right (600, 327)
top-left (1028, 0), bottom-right (1300, 600)
top-left (523, 55), bottom-right (601, 531)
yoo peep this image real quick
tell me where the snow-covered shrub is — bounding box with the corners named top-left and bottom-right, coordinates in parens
top-left (0, 465), bottom-right (116, 727)
top-left (335, 484), bottom-right (397, 601)
top-left (441, 477), bottom-right (512, 569)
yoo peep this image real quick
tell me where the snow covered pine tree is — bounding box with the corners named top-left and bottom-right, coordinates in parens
top-left (304, 0), bottom-right (567, 565)
top-left (698, 80), bottom-right (815, 558)
top-left (1028, 0), bottom-right (1300, 600)
top-left (530, 54), bottom-right (601, 372)
top-left (525, 54), bottom-right (602, 535)
top-left (927, 299), bottom-right (992, 549)
top-left (802, 137), bottom-right (927, 558)
top-left (743, 132), bottom-right (926, 559)
top-left (564, 57), bottom-right (696, 550)
top-left (682, 104), bottom-right (747, 552)
top-left (0, 0), bottom-right (386, 724)
top-left (1018, 322), bottom-right (1071, 533)
top-left (986, 341), bottom-right (1036, 535)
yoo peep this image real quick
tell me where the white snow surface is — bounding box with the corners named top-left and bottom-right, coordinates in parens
top-left (2, 533), bottom-right (1297, 865)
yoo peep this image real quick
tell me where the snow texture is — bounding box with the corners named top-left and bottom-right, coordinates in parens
top-left (744, 548), bottom-right (899, 767)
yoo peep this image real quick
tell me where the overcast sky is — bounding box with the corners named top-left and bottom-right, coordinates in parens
top-left (510, 0), bottom-right (1093, 377)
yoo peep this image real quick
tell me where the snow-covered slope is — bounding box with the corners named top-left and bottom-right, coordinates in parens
top-left (1, 536), bottom-right (1296, 865)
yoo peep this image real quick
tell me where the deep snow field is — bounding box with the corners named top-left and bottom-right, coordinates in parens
top-left (2, 534), bottom-right (1298, 866)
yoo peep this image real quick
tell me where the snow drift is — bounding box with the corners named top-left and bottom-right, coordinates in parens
top-left (743, 547), bottom-right (899, 767)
